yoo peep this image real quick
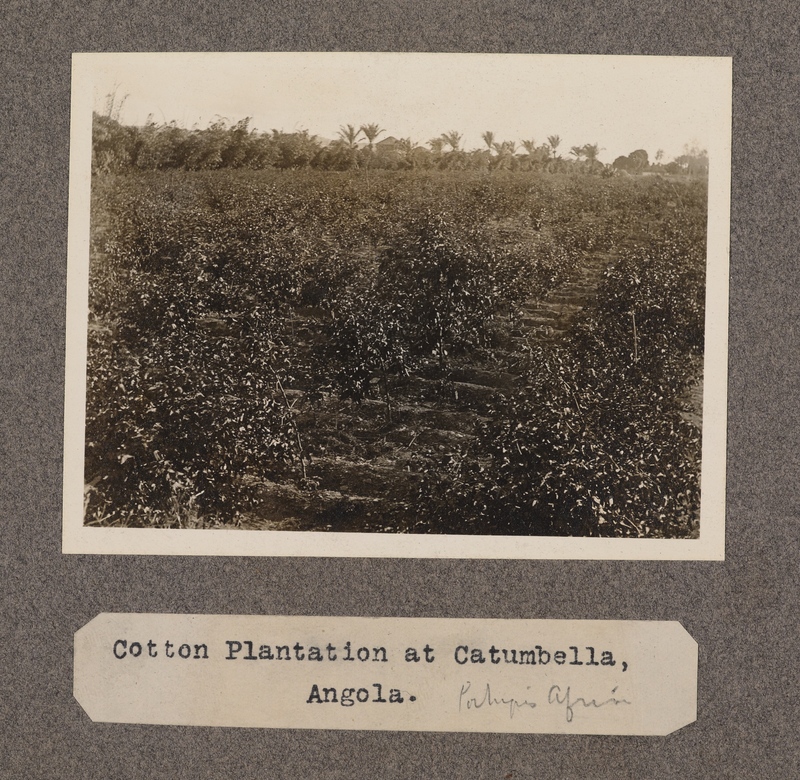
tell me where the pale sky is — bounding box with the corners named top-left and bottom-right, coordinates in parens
top-left (77, 52), bottom-right (731, 165)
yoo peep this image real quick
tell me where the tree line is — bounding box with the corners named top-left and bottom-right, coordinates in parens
top-left (92, 113), bottom-right (708, 177)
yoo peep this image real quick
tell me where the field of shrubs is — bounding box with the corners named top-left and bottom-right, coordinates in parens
top-left (84, 168), bottom-right (707, 538)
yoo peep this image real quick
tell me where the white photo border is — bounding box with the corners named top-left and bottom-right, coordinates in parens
top-left (63, 52), bottom-right (731, 559)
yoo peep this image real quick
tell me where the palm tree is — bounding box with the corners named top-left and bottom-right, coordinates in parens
top-left (547, 134), bottom-right (562, 159)
top-left (582, 143), bottom-right (602, 166)
top-left (360, 123), bottom-right (385, 151)
top-left (397, 137), bottom-right (415, 168)
top-left (482, 131), bottom-right (496, 153)
top-left (428, 137), bottom-right (445, 155)
top-left (518, 139), bottom-right (536, 171)
top-left (569, 145), bottom-right (584, 162)
top-left (333, 124), bottom-right (362, 170)
top-left (337, 124), bottom-right (361, 149)
top-left (492, 140), bottom-right (517, 170)
top-left (441, 131), bottom-right (463, 152)
top-left (397, 137), bottom-right (414, 152)
top-left (496, 140), bottom-right (516, 155)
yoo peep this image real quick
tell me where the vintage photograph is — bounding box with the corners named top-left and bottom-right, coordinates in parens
top-left (63, 53), bottom-right (731, 558)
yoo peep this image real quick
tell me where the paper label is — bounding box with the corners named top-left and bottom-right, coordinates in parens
top-left (74, 614), bottom-right (697, 735)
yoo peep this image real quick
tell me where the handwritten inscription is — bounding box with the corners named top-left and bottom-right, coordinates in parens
top-left (547, 684), bottom-right (631, 723)
top-left (458, 680), bottom-right (631, 723)
top-left (459, 682), bottom-right (631, 722)
top-left (459, 682), bottom-right (537, 719)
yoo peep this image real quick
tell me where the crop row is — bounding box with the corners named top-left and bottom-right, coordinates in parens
top-left (85, 169), bottom-right (707, 535)
top-left (416, 236), bottom-right (705, 537)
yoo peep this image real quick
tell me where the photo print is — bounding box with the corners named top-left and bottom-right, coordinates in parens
top-left (63, 52), bottom-right (731, 558)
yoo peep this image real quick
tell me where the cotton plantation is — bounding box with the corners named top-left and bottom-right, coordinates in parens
top-left (85, 169), bottom-right (706, 537)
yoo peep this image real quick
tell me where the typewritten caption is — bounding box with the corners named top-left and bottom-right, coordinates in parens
top-left (75, 615), bottom-right (697, 734)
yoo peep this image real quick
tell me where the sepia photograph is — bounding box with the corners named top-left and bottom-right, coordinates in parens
top-left (63, 52), bottom-right (731, 558)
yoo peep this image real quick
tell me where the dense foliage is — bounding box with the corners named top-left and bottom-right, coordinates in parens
top-left (85, 167), bottom-right (707, 536)
top-left (417, 240), bottom-right (705, 537)
top-left (92, 113), bottom-right (709, 177)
